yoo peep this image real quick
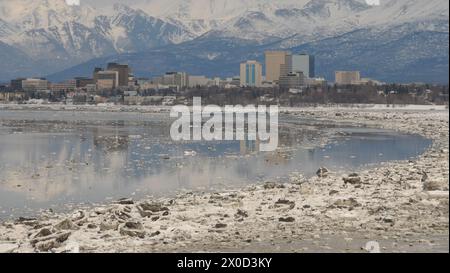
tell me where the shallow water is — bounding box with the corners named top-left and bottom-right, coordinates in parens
top-left (0, 110), bottom-right (431, 219)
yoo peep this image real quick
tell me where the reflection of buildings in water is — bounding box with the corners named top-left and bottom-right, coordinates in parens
top-left (278, 127), bottom-right (316, 147)
top-left (0, 120), bottom-right (140, 202)
top-left (174, 158), bottom-right (215, 190)
top-left (279, 127), bottom-right (296, 147)
top-left (92, 124), bottom-right (130, 153)
top-left (264, 150), bottom-right (291, 166)
top-left (142, 121), bottom-right (170, 139)
top-left (307, 148), bottom-right (317, 160)
top-left (1, 163), bottom-right (103, 202)
top-left (240, 139), bottom-right (260, 155)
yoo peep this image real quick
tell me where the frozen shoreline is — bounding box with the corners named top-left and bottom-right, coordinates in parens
top-left (0, 107), bottom-right (448, 253)
top-left (0, 103), bottom-right (448, 114)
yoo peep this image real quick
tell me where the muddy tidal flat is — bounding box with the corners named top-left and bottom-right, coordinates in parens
top-left (0, 105), bottom-right (448, 253)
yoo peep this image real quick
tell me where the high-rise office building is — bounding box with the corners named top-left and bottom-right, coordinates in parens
top-left (335, 71), bottom-right (361, 85)
top-left (292, 54), bottom-right (315, 78)
top-left (107, 63), bottom-right (130, 87)
top-left (240, 60), bottom-right (263, 87)
top-left (280, 54), bottom-right (293, 80)
top-left (265, 51), bottom-right (291, 83)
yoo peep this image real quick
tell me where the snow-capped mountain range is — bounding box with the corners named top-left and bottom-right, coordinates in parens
top-left (0, 0), bottom-right (448, 83)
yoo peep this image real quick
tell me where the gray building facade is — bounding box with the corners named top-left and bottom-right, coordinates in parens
top-left (291, 54), bottom-right (315, 78)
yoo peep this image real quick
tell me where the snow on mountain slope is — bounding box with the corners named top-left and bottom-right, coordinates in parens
top-left (357, 0), bottom-right (449, 26)
top-left (47, 22), bottom-right (448, 84)
top-left (129, 0), bottom-right (310, 20)
top-left (0, 18), bottom-right (15, 37)
top-left (0, 0), bottom-right (195, 77)
top-left (210, 0), bottom-right (374, 43)
top-left (0, 0), bottom-right (448, 82)
top-left (107, 4), bottom-right (196, 51)
top-left (0, 0), bottom-right (96, 29)
top-left (135, 0), bottom-right (370, 38)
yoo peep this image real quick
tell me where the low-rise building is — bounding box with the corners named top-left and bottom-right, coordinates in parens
top-left (188, 75), bottom-right (210, 88)
top-left (22, 78), bottom-right (49, 92)
top-left (158, 72), bottom-right (189, 90)
top-left (11, 78), bottom-right (26, 91)
top-left (50, 81), bottom-right (77, 92)
top-left (279, 72), bottom-right (305, 90)
top-left (74, 77), bottom-right (95, 88)
top-left (351, 78), bottom-right (383, 86)
top-left (305, 77), bottom-right (327, 87)
top-left (124, 90), bottom-right (138, 97)
top-left (96, 71), bottom-right (119, 90)
top-left (335, 71), bottom-right (361, 85)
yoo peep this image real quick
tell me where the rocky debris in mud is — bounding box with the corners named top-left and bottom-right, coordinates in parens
top-left (214, 223), bottom-right (227, 229)
top-left (422, 173), bottom-right (448, 191)
top-left (119, 221), bottom-right (145, 238)
top-left (275, 199), bottom-right (296, 209)
top-left (331, 198), bottom-right (361, 210)
top-left (343, 173), bottom-right (362, 185)
top-left (316, 167), bottom-right (329, 178)
top-left (263, 182), bottom-right (285, 189)
top-left (115, 198), bottom-right (134, 205)
top-left (424, 180), bottom-right (447, 191)
top-left (100, 217), bottom-right (119, 231)
top-left (150, 231), bottom-right (161, 238)
top-left (279, 217), bottom-right (295, 223)
top-left (0, 243), bottom-right (18, 253)
top-left (329, 190), bottom-right (339, 196)
top-left (137, 202), bottom-right (169, 218)
top-left (71, 210), bottom-right (85, 222)
top-left (94, 207), bottom-right (109, 215)
top-left (235, 209), bottom-right (249, 219)
top-left (113, 207), bottom-right (133, 222)
top-left (54, 219), bottom-right (79, 231)
top-left (87, 224), bottom-right (97, 229)
top-left (14, 217), bottom-right (38, 227)
top-left (30, 228), bottom-right (71, 252)
top-left (420, 191), bottom-right (450, 200)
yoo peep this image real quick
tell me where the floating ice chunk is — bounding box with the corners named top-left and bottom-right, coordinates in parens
top-left (184, 150), bottom-right (197, 157)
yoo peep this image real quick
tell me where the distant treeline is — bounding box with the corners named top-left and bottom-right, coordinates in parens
top-left (183, 84), bottom-right (449, 106)
top-left (1, 83), bottom-right (448, 106)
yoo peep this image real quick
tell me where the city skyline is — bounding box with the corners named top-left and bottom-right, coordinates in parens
top-left (4, 48), bottom-right (383, 92)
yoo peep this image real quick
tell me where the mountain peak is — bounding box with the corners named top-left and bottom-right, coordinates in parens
top-left (0, 0), bottom-right (448, 83)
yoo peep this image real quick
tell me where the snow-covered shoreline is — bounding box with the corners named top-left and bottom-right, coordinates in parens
top-left (0, 103), bottom-right (448, 116)
top-left (0, 107), bottom-right (448, 253)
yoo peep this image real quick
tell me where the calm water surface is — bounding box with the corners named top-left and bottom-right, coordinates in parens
top-left (0, 110), bottom-right (431, 219)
